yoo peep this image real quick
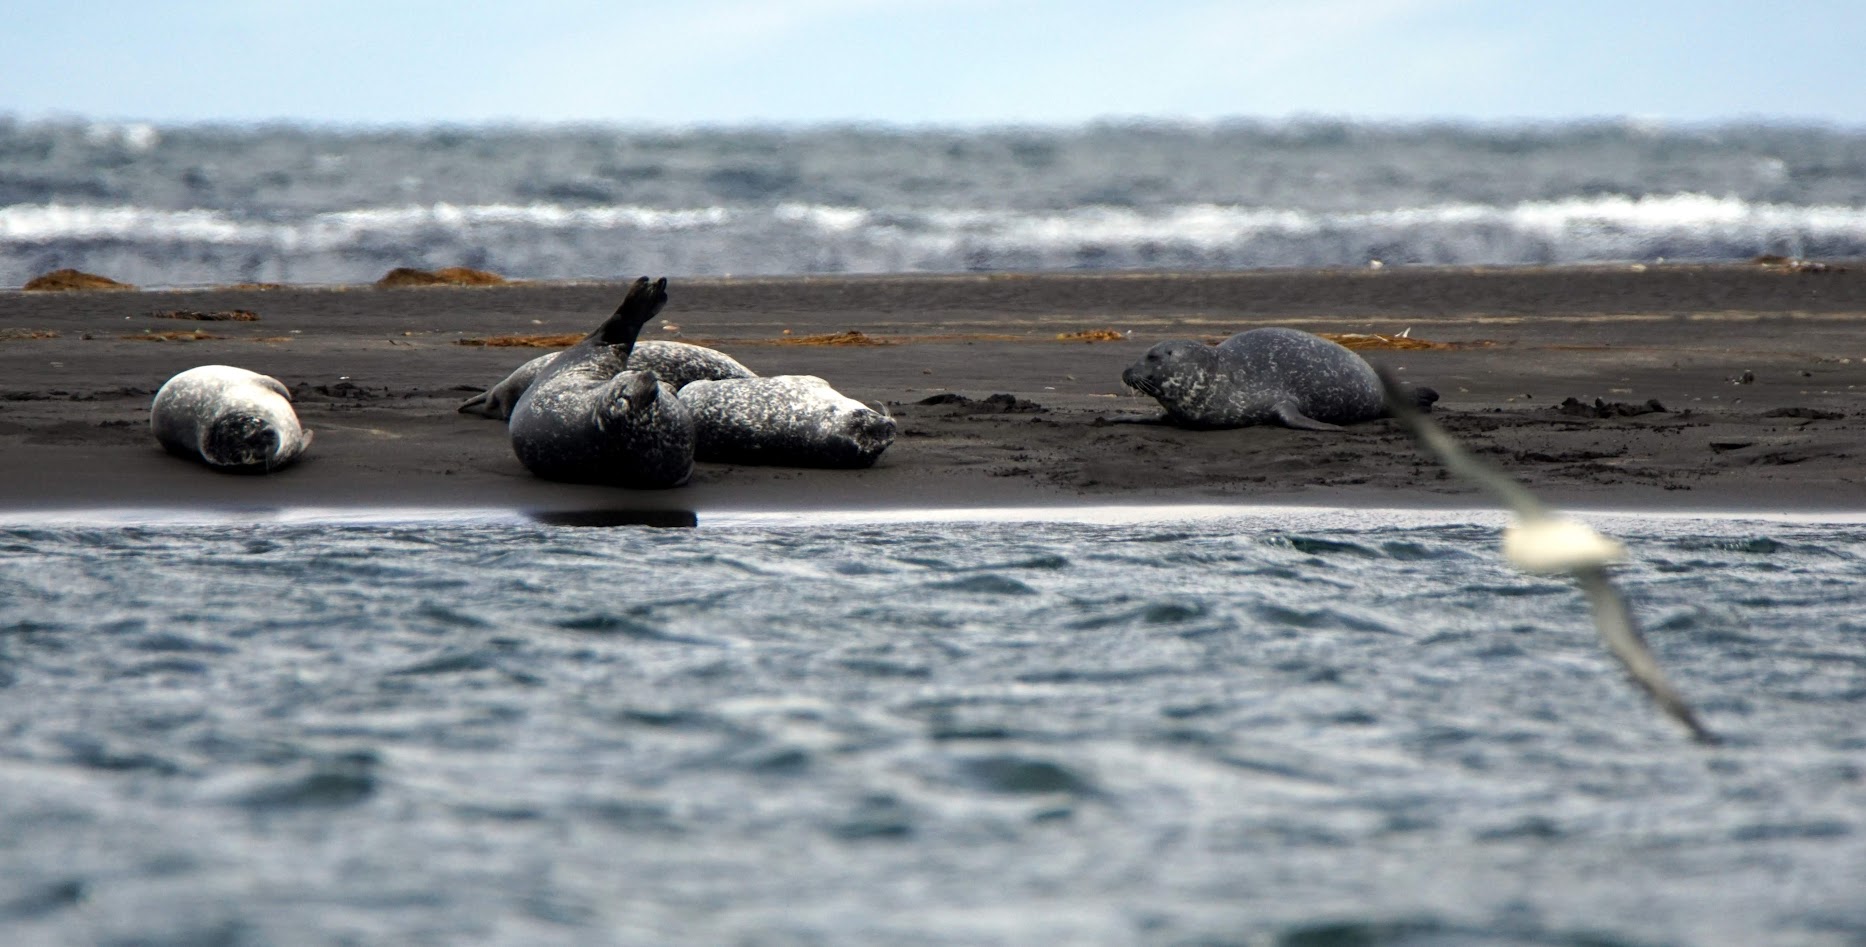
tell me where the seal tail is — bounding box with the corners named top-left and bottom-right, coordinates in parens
top-left (458, 390), bottom-right (497, 417)
top-left (589, 276), bottom-right (671, 358)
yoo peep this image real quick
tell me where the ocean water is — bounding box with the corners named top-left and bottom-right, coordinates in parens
top-left (4, 119), bottom-right (1866, 287)
top-left (2, 507), bottom-right (1863, 946)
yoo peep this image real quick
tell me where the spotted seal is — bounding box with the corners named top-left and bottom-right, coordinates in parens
top-left (150, 365), bottom-right (312, 471)
top-left (507, 277), bottom-right (696, 487)
top-left (678, 375), bottom-right (896, 468)
top-left (1122, 327), bottom-right (1434, 430)
top-left (460, 341), bottom-right (756, 420)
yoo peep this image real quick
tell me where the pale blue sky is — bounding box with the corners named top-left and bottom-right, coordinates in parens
top-left (5, 0), bottom-right (1864, 127)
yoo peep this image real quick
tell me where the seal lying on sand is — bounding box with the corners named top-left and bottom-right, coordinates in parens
top-left (680, 375), bottom-right (896, 468)
top-left (508, 277), bottom-right (696, 488)
top-left (150, 365), bottom-right (312, 471)
top-left (460, 342), bottom-right (756, 420)
top-left (1123, 327), bottom-right (1435, 431)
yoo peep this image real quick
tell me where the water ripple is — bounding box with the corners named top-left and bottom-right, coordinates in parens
top-left (0, 514), bottom-right (1862, 945)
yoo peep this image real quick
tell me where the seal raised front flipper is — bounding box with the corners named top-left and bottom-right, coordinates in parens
top-left (588, 276), bottom-right (668, 352)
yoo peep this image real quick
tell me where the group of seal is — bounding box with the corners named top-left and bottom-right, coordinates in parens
top-left (461, 277), bottom-right (896, 481)
top-left (149, 279), bottom-right (1424, 484)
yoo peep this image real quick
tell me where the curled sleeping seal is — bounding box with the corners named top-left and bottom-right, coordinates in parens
top-left (150, 365), bottom-right (312, 471)
top-left (460, 341), bottom-right (756, 420)
top-left (679, 375), bottom-right (896, 468)
top-left (1122, 327), bottom-right (1436, 431)
top-left (508, 277), bottom-right (696, 488)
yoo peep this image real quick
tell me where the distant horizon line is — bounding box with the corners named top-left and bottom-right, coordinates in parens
top-left (5, 111), bottom-right (1864, 135)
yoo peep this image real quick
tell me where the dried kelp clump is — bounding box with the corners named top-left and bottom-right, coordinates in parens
top-left (23, 269), bottom-right (137, 292)
top-left (376, 266), bottom-right (509, 287)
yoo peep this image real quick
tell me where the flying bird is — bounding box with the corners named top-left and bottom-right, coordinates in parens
top-left (1376, 367), bottom-right (1717, 744)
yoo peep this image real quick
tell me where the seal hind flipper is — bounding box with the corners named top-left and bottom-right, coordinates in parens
top-left (458, 390), bottom-right (498, 416)
top-left (1272, 403), bottom-right (1344, 432)
top-left (462, 352), bottom-right (560, 421)
top-left (457, 384), bottom-right (524, 420)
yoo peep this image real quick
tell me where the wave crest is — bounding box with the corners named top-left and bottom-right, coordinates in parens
top-left (5, 193), bottom-right (1863, 286)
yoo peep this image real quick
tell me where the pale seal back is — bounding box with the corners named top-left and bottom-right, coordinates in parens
top-left (679, 375), bottom-right (896, 468)
top-left (150, 365), bottom-right (312, 471)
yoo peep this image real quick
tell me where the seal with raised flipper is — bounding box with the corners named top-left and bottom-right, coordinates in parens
top-left (507, 277), bottom-right (696, 488)
top-left (679, 375), bottom-right (896, 468)
top-left (460, 341), bottom-right (757, 420)
top-left (150, 365), bottom-right (313, 471)
top-left (1122, 327), bottom-right (1434, 431)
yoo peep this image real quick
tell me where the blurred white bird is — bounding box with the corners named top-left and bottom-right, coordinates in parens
top-left (1376, 367), bottom-right (1717, 744)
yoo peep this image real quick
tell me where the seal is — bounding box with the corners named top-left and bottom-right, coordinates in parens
top-left (678, 375), bottom-right (896, 468)
top-left (1122, 327), bottom-right (1433, 431)
top-left (507, 277), bottom-right (696, 488)
top-left (150, 365), bottom-right (312, 471)
top-left (460, 341), bottom-right (757, 420)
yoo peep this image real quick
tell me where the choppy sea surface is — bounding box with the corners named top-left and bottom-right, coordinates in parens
top-left (4, 119), bottom-right (1866, 287)
top-left (1, 507), bottom-right (1863, 946)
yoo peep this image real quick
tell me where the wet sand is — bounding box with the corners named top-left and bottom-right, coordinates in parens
top-left (2, 264), bottom-right (1862, 518)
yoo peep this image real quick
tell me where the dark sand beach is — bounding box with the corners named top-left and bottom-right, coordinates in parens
top-left (2, 264), bottom-right (1862, 516)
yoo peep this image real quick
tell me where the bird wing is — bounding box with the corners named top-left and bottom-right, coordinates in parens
top-left (1574, 566), bottom-right (1719, 744)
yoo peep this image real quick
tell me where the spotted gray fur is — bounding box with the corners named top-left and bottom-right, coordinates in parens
top-left (679, 375), bottom-right (896, 468)
top-left (508, 278), bottom-right (696, 487)
top-left (461, 341), bottom-right (756, 420)
top-left (1123, 327), bottom-right (1429, 431)
top-left (150, 365), bottom-right (312, 471)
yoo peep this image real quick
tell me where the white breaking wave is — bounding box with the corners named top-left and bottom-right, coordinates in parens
top-left (6, 193), bottom-right (1866, 286)
top-left (0, 202), bottom-right (737, 248)
top-left (5, 194), bottom-right (1864, 250)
